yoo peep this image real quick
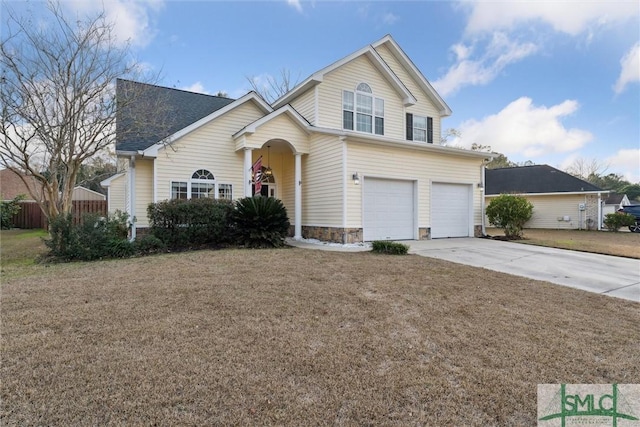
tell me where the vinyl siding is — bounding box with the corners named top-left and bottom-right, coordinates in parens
top-left (486, 194), bottom-right (599, 230)
top-left (106, 173), bottom-right (126, 215)
top-left (290, 88), bottom-right (316, 125)
top-left (317, 55), bottom-right (404, 139)
top-left (134, 159), bottom-right (154, 227)
top-left (154, 102), bottom-right (265, 202)
top-left (302, 134), bottom-right (344, 226)
top-left (242, 114), bottom-right (309, 153)
top-left (374, 44), bottom-right (442, 144)
top-left (346, 142), bottom-right (483, 229)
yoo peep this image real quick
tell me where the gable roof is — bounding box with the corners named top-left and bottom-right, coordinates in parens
top-left (603, 193), bottom-right (628, 205)
top-left (371, 35), bottom-right (452, 117)
top-left (273, 35), bottom-right (421, 110)
top-left (116, 79), bottom-right (235, 152)
top-left (0, 168), bottom-right (43, 200)
top-left (485, 165), bottom-right (604, 195)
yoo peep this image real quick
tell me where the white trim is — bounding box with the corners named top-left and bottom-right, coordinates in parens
top-left (294, 153), bottom-right (302, 240)
top-left (371, 35), bottom-right (452, 117)
top-left (485, 191), bottom-right (609, 197)
top-left (341, 138), bottom-right (347, 234)
top-left (232, 104), bottom-right (310, 139)
top-left (139, 92), bottom-right (273, 157)
top-left (100, 172), bottom-right (125, 188)
top-left (273, 41), bottom-right (416, 109)
top-left (314, 85), bottom-right (319, 125)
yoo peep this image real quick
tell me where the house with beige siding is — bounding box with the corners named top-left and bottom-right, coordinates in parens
top-left (485, 165), bottom-right (608, 231)
top-left (103, 35), bottom-right (493, 243)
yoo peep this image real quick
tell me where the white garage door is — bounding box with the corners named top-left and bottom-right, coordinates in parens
top-left (431, 183), bottom-right (471, 238)
top-left (363, 178), bottom-right (414, 241)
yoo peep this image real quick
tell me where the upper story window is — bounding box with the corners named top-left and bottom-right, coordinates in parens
top-left (406, 113), bottom-right (433, 144)
top-left (343, 83), bottom-right (384, 135)
top-left (171, 169), bottom-right (233, 200)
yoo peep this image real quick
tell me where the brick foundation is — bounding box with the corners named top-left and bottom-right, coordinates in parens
top-left (418, 227), bottom-right (430, 240)
top-left (474, 225), bottom-right (483, 237)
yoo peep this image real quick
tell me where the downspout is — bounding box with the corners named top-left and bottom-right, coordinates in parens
top-left (129, 155), bottom-right (136, 241)
top-left (481, 159), bottom-right (488, 236)
top-left (597, 192), bottom-right (603, 231)
top-left (341, 137), bottom-right (347, 243)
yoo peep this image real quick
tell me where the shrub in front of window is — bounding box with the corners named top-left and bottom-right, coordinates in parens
top-left (486, 194), bottom-right (533, 239)
top-left (371, 241), bottom-right (409, 255)
top-left (45, 211), bottom-right (133, 261)
top-left (231, 196), bottom-right (290, 248)
top-left (147, 198), bottom-right (234, 249)
top-left (603, 212), bottom-right (636, 232)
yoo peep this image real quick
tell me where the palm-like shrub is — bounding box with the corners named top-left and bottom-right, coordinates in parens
top-left (231, 196), bottom-right (290, 248)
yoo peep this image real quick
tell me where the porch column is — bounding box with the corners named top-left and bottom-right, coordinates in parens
top-left (243, 148), bottom-right (253, 197)
top-left (294, 152), bottom-right (302, 240)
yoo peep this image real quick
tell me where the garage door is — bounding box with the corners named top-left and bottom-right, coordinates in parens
top-left (363, 178), bottom-right (414, 241)
top-left (431, 183), bottom-right (471, 238)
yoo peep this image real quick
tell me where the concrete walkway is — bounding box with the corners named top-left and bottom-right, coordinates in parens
top-left (287, 237), bottom-right (640, 302)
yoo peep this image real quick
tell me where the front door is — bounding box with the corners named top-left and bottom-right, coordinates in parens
top-left (252, 183), bottom-right (277, 198)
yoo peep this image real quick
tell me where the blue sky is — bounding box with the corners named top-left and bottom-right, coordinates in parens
top-left (7, 0), bottom-right (640, 182)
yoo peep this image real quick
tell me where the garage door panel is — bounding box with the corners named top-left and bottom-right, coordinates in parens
top-left (363, 178), bottom-right (414, 241)
top-left (432, 183), bottom-right (471, 238)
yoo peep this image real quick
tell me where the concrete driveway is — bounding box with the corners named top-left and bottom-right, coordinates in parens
top-left (408, 238), bottom-right (640, 302)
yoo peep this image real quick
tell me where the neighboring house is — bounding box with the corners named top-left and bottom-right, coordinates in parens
top-left (485, 165), bottom-right (609, 230)
top-left (601, 193), bottom-right (631, 221)
top-left (0, 169), bottom-right (43, 201)
top-left (103, 35), bottom-right (494, 243)
top-left (1, 169), bottom-right (104, 201)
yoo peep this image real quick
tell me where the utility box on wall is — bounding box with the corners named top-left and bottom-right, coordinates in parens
top-left (578, 203), bottom-right (586, 211)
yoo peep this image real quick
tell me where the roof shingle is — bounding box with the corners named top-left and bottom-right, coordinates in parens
top-left (485, 165), bottom-right (603, 195)
top-left (116, 79), bottom-right (235, 152)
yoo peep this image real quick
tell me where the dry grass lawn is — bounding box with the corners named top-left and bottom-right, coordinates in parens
top-left (488, 227), bottom-right (640, 259)
top-left (1, 230), bottom-right (638, 425)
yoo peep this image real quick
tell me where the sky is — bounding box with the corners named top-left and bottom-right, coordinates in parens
top-left (4, 0), bottom-right (640, 183)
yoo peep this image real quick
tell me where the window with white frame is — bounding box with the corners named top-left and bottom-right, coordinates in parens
top-left (170, 169), bottom-right (233, 200)
top-left (406, 113), bottom-right (433, 144)
top-left (343, 83), bottom-right (384, 135)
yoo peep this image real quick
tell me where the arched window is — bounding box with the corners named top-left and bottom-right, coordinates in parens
top-left (170, 169), bottom-right (233, 200)
top-left (190, 169), bottom-right (215, 199)
top-left (343, 82), bottom-right (384, 135)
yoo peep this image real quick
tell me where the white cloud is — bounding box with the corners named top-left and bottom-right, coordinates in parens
top-left (181, 82), bottom-right (208, 94)
top-left (452, 97), bottom-right (593, 158)
top-left (605, 148), bottom-right (640, 183)
top-left (613, 42), bottom-right (640, 94)
top-left (464, 1), bottom-right (639, 36)
top-left (63, 0), bottom-right (164, 47)
top-left (382, 12), bottom-right (399, 26)
top-left (433, 32), bottom-right (538, 96)
top-left (286, 0), bottom-right (303, 13)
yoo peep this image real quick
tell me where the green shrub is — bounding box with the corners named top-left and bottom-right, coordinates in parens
top-left (486, 194), bottom-right (533, 239)
top-left (371, 240), bottom-right (409, 255)
top-left (0, 195), bottom-right (25, 229)
top-left (147, 198), bottom-right (234, 249)
top-left (231, 196), bottom-right (290, 248)
top-left (45, 211), bottom-right (132, 261)
top-left (133, 234), bottom-right (167, 254)
top-left (603, 212), bottom-right (636, 232)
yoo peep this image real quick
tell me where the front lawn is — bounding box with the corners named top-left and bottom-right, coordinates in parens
top-left (2, 242), bottom-right (637, 425)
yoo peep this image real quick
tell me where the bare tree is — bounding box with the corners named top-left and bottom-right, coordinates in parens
top-left (565, 157), bottom-right (609, 181)
top-left (246, 68), bottom-right (300, 103)
top-left (0, 1), bottom-right (162, 223)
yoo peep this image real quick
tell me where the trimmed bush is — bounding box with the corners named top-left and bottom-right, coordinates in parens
top-left (486, 194), bottom-right (533, 239)
top-left (603, 212), bottom-right (636, 232)
top-left (133, 234), bottom-right (167, 255)
top-left (0, 195), bottom-right (25, 229)
top-left (45, 211), bottom-right (132, 261)
top-left (147, 198), bottom-right (234, 249)
top-left (371, 240), bottom-right (409, 255)
top-left (231, 196), bottom-right (290, 248)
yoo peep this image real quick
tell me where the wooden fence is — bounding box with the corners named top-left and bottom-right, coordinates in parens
top-left (11, 200), bottom-right (108, 229)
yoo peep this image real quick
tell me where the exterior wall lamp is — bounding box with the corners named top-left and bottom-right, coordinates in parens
top-left (352, 172), bottom-right (360, 185)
